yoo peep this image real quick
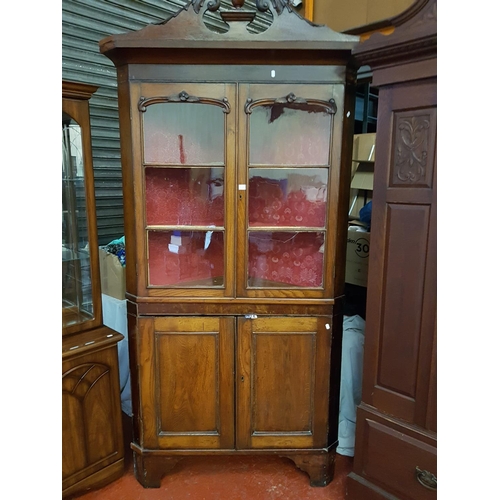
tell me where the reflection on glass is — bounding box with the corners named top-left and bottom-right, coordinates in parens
top-left (249, 104), bottom-right (331, 165)
top-left (148, 230), bottom-right (224, 287)
top-left (249, 168), bottom-right (328, 227)
top-left (143, 102), bottom-right (224, 164)
top-left (146, 167), bottom-right (224, 226)
top-left (62, 112), bottom-right (94, 326)
top-left (248, 232), bottom-right (325, 288)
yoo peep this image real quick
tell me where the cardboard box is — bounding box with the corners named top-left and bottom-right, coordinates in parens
top-left (345, 226), bottom-right (370, 287)
top-left (99, 248), bottom-right (126, 300)
top-left (349, 133), bottom-right (375, 219)
top-left (352, 133), bottom-right (376, 164)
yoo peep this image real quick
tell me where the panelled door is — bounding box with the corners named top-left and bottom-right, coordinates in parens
top-left (236, 315), bottom-right (333, 449)
top-left (363, 78), bottom-right (437, 428)
top-left (137, 316), bottom-right (235, 449)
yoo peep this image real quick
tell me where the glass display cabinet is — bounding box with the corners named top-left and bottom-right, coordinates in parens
top-left (62, 80), bottom-right (124, 498)
top-left (99, 0), bottom-right (359, 488)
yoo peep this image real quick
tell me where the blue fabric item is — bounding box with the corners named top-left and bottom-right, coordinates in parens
top-left (359, 201), bottom-right (372, 228)
top-left (103, 236), bottom-right (126, 266)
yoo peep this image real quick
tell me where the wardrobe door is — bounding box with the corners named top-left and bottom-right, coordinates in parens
top-left (363, 78), bottom-right (437, 429)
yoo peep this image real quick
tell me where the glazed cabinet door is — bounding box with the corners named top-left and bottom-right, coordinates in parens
top-left (236, 315), bottom-right (332, 449)
top-left (126, 82), bottom-right (236, 298)
top-left (236, 84), bottom-right (347, 300)
top-left (136, 316), bottom-right (235, 449)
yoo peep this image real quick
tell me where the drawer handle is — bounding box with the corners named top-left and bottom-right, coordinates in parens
top-left (415, 466), bottom-right (437, 491)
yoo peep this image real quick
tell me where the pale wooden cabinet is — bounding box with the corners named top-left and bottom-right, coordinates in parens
top-left (99, 0), bottom-right (358, 487)
top-left (62, 80), bottom-right (124, 498)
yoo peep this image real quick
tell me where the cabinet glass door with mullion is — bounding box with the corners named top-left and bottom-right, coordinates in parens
top-left (133, 83), bottom-right (236, 298)
top-left (237, 84), bottom-right (345, 299)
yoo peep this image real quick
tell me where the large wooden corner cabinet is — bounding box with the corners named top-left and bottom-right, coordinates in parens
top-left (99, 0), bottom-right (359, 487)
top-left (346, 0), bottom-right (437, 498)
top-left (62, 81), bottom-right (124, 498)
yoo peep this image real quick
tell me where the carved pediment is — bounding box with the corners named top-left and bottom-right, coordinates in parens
top-left (99, 0), bottom-right (359, 59)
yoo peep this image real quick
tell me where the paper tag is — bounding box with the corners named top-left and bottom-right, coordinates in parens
top-left (238, 184), bottom-right (247, 191)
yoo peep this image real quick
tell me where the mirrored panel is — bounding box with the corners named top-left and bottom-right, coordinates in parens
top-left (148, 230), bottom-right (224, 287)
top-left (143, 102), bottom-right (224, 165)
top-left (249, 104), bottom-right (331, 165)
top-left (248, 231), bottom-right (325, 288)
top-left (62, 112), bottom-right (94, 326)
top-left (249, 168), bottom-right (328, 228)
top-left (145, 167), bottom-right (224, 226)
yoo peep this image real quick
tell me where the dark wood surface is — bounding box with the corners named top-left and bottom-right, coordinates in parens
top-left (99, 1), bottom-right (358, 488)
top-left (346, 1), bottom-right (437, 498)
top-left (62, 81), bottom-right (125, 498)
top-left (62, 330), bottom-right (124, 498)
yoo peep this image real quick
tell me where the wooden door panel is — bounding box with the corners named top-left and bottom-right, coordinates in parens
top-left (253, 332), bottom-right (314, 432)
top-left (139, 316), bottom-right (235, 449)
top-left (157, 333), bottom-right (219, 433)
top-left (363, 79), bottom-right (436, 429)
top-left (62, 346), bottom-right (123, 490)
top-left (377, 204), bottom-right (430, 398)
top-left (237, 316), bottom-right (332, 449)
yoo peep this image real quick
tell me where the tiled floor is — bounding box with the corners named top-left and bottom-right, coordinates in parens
top-left (73, 415), bottom-right (354, 500)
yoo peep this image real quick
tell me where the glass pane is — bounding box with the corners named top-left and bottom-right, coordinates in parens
top-left (249, 168), bottom-right (328, 227)
top-left (62, 112), bottom-right (94, 325)
top-left (148, 230), bottom-right (224, 287)
top-left (249, 104), bottom-right (331, 165)
top-left (146, 167), bottom-right (224, 226)
top-left (143, 102), bottom-right (224, 164)
top-left (248, 232), bottom-right (325, 288)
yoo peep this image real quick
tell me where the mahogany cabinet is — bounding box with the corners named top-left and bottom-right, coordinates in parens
top-left (99, 0), bottom-right (359, 487)
top-left (62, 81), bottom-right (124, 497)
top-left (346, 1), bottom-right (437, 498)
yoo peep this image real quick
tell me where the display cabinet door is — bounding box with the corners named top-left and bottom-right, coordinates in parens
top-left (62, 91), bottom-right (101, 335)
top-left (236, 316), bottom-right (332, 449)
top-left (236, 84), bottom-right (347, 299)
top-left (137, 316), bottom-right (235, 449)
top-left (127, 83), bottom-right (236, 298)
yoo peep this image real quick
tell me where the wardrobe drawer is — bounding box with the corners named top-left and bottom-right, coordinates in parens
top-left (359, 418), bottom-right (437, 499)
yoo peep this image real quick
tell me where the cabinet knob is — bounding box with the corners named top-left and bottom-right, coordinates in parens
top-left (415, 466), bottom-right (437, 491)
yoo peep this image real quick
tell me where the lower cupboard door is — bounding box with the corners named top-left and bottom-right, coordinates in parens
top-left (138, 316), bottom-right (235, 449)
top-left (236, 315), bottom-right (332, 449)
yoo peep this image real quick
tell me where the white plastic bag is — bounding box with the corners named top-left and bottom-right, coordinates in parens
top-left (337, 315), bottom-right (365, 457)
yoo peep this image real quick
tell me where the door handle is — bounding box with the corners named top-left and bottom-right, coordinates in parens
top-left (415, 466), bottom-right (437, 491)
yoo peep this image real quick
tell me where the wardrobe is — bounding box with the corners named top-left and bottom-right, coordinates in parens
top-left (346, 0), bottom-right (437, 498)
